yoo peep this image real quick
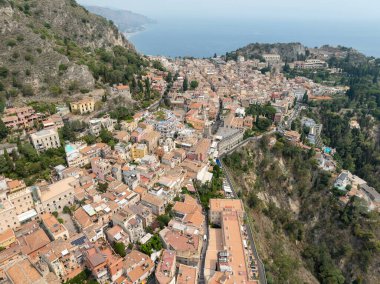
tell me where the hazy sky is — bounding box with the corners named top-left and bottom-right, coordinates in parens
top-left (78, 0), bottom-right (380, 22)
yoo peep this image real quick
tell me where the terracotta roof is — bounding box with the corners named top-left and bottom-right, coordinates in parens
top-left (7, 179), bottom-right (25, 190)
top-left (184, 210), bottom-right (204, 228)
top-left (141, 193), bottom-right (165, 207)
top-left (19, 228), bottom-right (50, 255)
top-left (6, 259), bottom-right (43, 284)
top-left (85, 247), bottom-right (106, 267)
top-left (106, 225), bottom-right (123, 238)
top-left (176, 264), bottom-right (198, 284)
top-left (155, 250), bottom-right (176, 284)
top-left (74, 207), bottom-right (92, 229)
top-left (0, 229), bottom-right (15, 245)
top-left (161, 230), bottom-right (200, 252)
top-left (209, 199), bottom-right (244, 213)
top-left (125, 250), bottom-right (154, 283)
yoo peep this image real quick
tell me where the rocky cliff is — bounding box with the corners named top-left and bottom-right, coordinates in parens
top-left (0, 0), bottom-right (135, 98)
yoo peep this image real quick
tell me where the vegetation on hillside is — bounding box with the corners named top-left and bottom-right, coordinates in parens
top-left (0, 142), bottom-right (66, 185)
top-left (194, 164), bottom-right (224, 209)
top-left (0, 0), bottom-right (146, 98)
top-left (223, 138), bottom-right (379, 284)
top-left (300, 53), bottom-right (380, 191)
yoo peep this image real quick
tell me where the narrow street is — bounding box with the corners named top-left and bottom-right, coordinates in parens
top-left (198, 210), bottom-right (209, 284)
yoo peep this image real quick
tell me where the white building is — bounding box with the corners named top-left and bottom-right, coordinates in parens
top-left (263, 54), bottom-right (281, 64)
top-left (30, 128), bottom-right (61, 152)
top-left (89, 115), bottom-right (117, 137)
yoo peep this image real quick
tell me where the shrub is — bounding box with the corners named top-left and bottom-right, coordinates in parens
top-left (24, 54), bottom-right (34, 63)
top-left (21, 84), bottom-right (34, 96)
top-left (59, 64), bottom-right (68, 71)
top-left (50, 85), bottom-right (62, 96)
top-left (0, 67), bottom-right (8, 78)
top-left (6, 40), bottom-right (17, 47)
top-left (12, 52), bottom-right (20, 59)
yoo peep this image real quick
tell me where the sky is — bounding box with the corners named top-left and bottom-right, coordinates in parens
top-left (78, 0), bottom-right (380, 22)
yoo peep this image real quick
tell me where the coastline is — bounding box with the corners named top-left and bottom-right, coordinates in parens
top-left (125, 19), bottom-right (380, 59)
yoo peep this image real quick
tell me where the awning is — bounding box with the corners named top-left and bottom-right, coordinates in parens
top-left (17, 209), bottom-right (38, 223)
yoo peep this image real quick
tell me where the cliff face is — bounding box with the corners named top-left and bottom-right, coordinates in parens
top-left (0, 0), bottom-right (134, 97)
top-left (223, 139), bottom-right (380, 284)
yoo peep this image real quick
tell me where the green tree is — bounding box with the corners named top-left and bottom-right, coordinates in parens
top-left (183, 77), bottom-right (189, 92)
top-left (99, 127), bottom-right (114, 144)
top-left (98, 182), bottom-right (108, 193)
top-left (152, 60), bottom-right (165, 71)
top-left (0, 119), bottom-right (8, 140)
top-left (83, 134), bottom-right (97, 145)
top-left (283, 61), bottom-right (291, 73)
top-left (190, 80), bottom-right (199, 90)
top-left (113, 242), bottom-right (126, 257)
top-left (165, 72), bottom-right (173, 83)
top-left (144, 78), bottom-right (151, 99)
top-left (61, 124), bottom-right (77, 142)
top-left (157, 214), bottom-right (171, 229)
top-left (256, 117), bottom-right (272, 131)
top-left (302, 91), bottom-right (309, 104)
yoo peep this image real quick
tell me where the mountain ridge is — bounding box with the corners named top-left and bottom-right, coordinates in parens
top-left (0, 0), bottom-right (138, 101)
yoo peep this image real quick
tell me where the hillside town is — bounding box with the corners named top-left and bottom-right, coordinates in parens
top-left (0, 52), bottom-right (377, 284)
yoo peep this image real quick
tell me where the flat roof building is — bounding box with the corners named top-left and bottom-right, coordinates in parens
top-left (30, 128), bottom-right (61, 152)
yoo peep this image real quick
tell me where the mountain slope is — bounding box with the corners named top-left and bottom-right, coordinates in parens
top-left (85, 5), bottom-right (155, 33)
top-left (0, 0), bottom-right (138, 99)
top-left (223, 139), bottom-right (380, 284)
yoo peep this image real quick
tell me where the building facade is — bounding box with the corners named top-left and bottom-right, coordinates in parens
top-left (30, 128), bottom-right (61, 152)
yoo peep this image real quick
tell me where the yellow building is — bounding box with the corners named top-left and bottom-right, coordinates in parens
top-left (70, 97), bottom-right (95, 114)
top-left (131, 143), bottom-right (148, 160)
top-left (0, 228), bottom-right (16, 248)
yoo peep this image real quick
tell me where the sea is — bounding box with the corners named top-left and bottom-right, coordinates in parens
top-left (128, 17), bottom-right (380, 58)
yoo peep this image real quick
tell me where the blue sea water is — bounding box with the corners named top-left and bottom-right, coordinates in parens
top-left (129, 18), bottom-right (380, 58)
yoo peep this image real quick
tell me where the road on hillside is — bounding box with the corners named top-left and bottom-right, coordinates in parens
top-left (220, 160), bottom-right (267, 284)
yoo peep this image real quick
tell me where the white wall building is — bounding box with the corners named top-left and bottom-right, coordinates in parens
top-left (30, 128), bottom-right (61, 152)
